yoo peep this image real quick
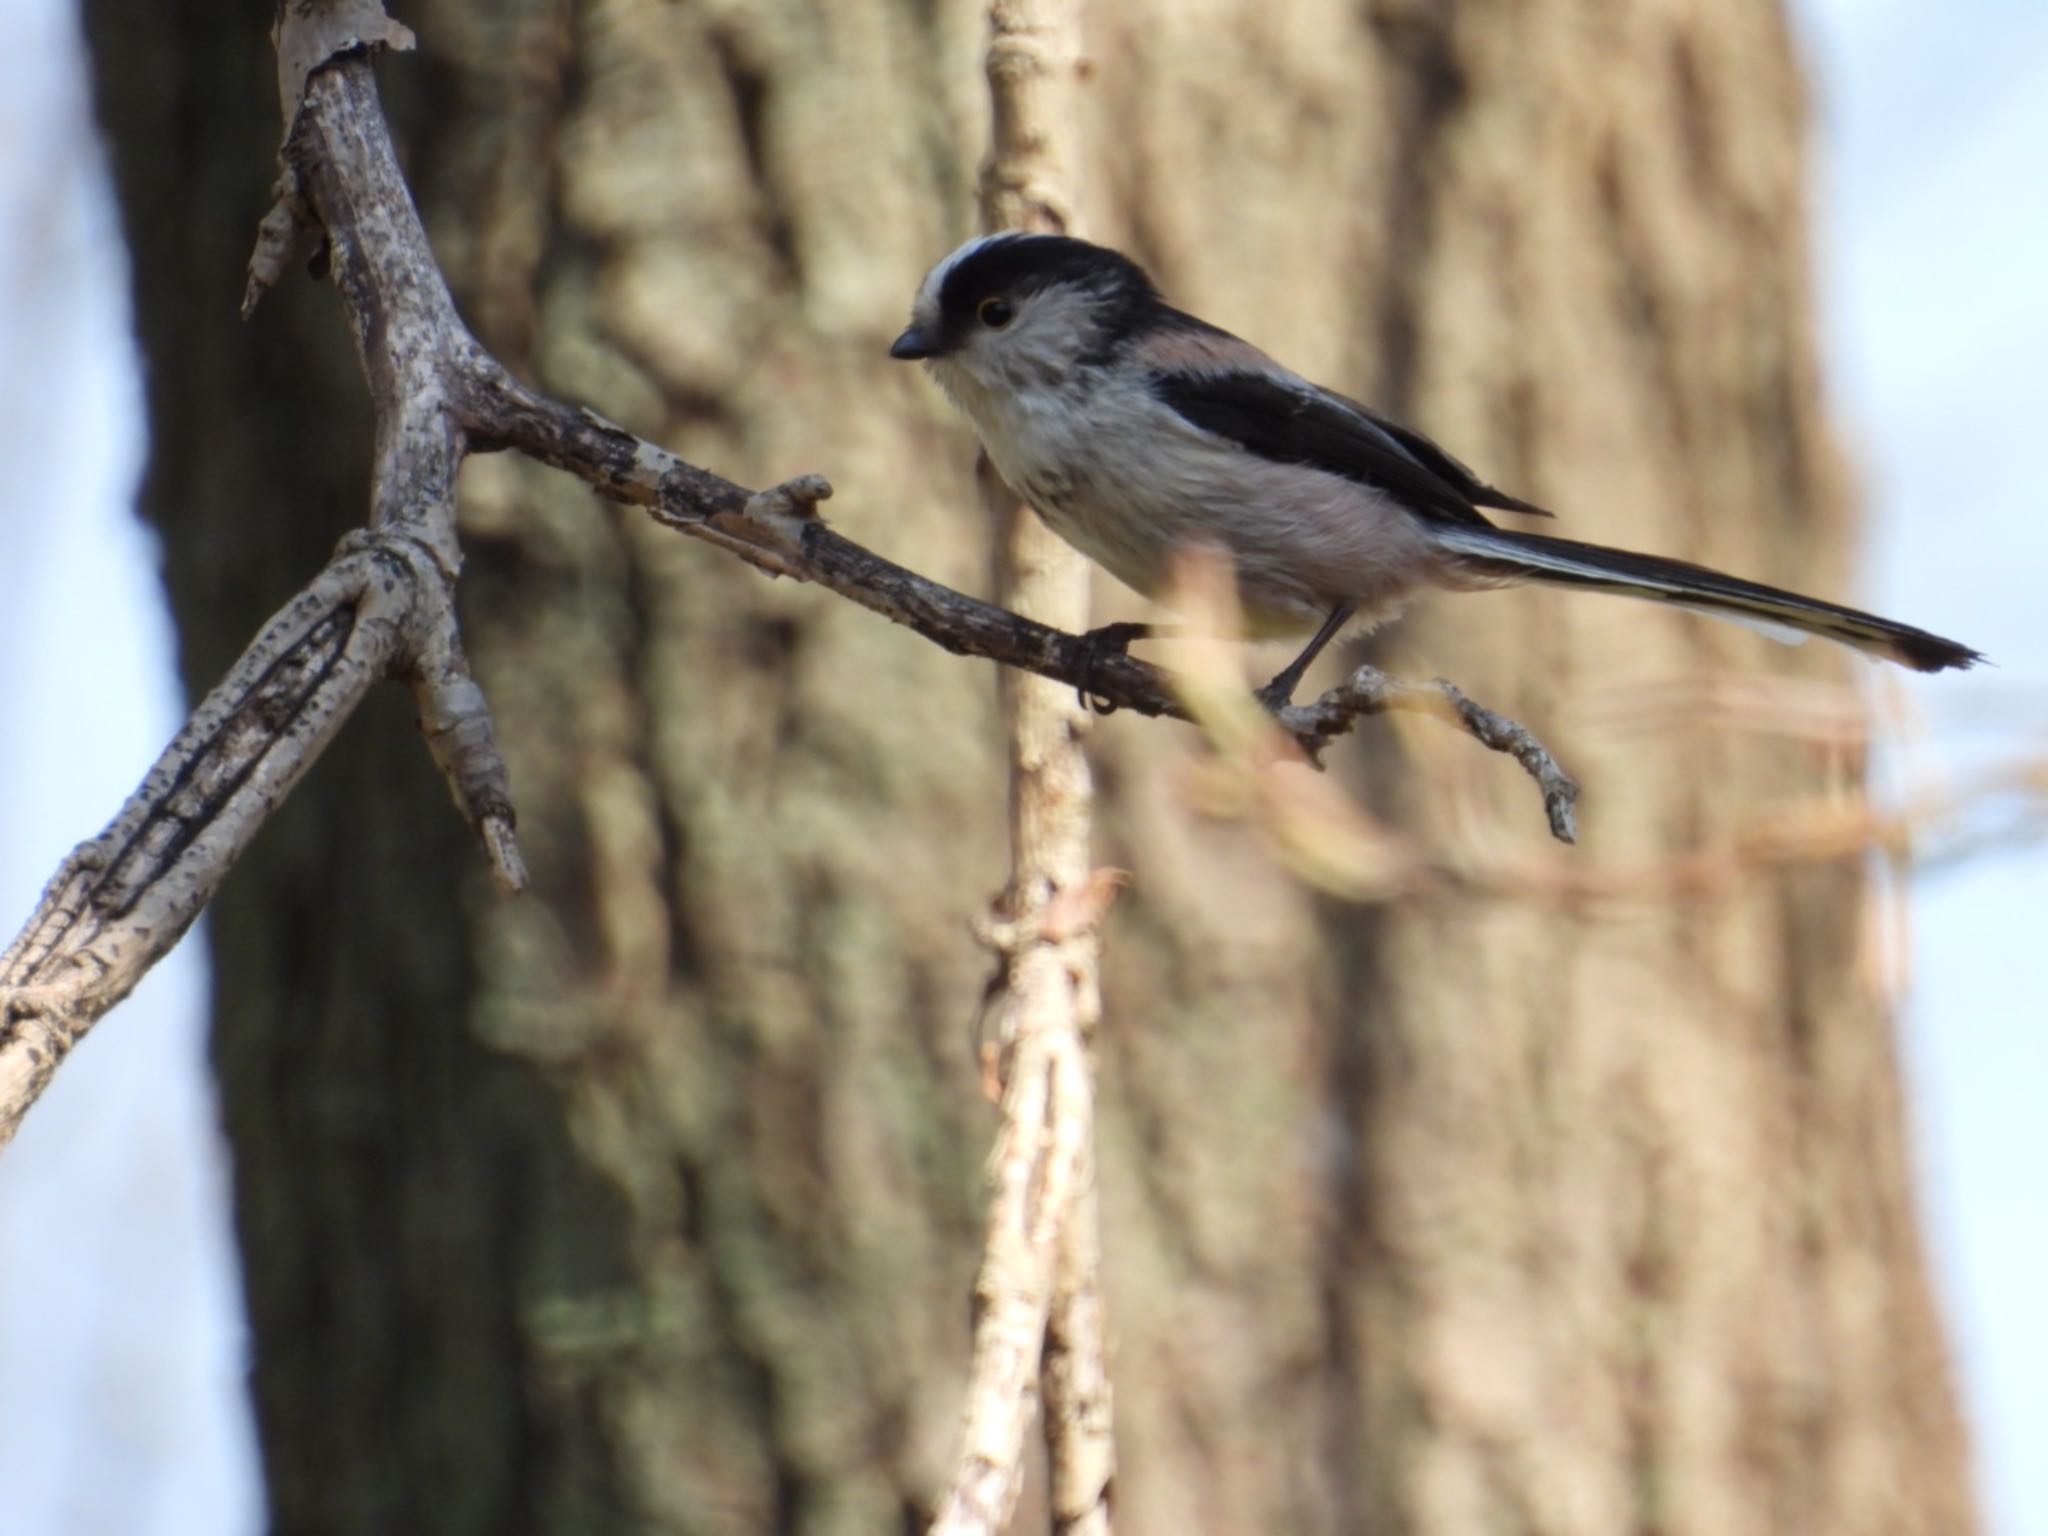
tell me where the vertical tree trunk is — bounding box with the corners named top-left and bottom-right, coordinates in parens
top-left (81, 2), bottom-right (1973, 1534)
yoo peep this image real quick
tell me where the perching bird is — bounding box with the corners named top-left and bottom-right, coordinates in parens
top-left (888, 233), bottom-right (1980, 704)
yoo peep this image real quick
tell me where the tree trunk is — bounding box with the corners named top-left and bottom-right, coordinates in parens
top-left (81, 2), bottom-right (1974, 1534)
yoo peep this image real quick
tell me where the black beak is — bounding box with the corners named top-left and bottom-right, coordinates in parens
top-left (889, 327), bottom-right (937, 361)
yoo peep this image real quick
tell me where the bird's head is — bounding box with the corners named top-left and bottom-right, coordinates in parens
top-left (889, 233), bottom-right (1160, 408)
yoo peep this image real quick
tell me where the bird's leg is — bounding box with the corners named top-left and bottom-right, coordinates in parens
top-left (1256, 601), bottom-right (1357, 711)
top-left (1069, 621), bottom-right (1155, 714)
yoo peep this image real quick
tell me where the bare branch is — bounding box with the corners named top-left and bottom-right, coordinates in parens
top-left (930, 943), bottom-right (1098, 1536)
top-left (1037, 1048), bottom-right (1115, 1536)
top-left (0, 12), bottom-right (516, 1144)
top-left (0, 537), bottom-right (428, 1145)
top-left (929, 4), bottom-right (1119, 1532)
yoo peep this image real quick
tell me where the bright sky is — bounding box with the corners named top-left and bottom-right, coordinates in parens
top-left (0, 4), bottom-right (258, 1532)
top-left (1796, 4), bottom-right (2048, 1533)
top-left (0, 3), bottom-right (2039, 1533)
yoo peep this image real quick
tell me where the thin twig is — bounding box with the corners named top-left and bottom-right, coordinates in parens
top-left (1288, 668), bottom-right (1581, 843)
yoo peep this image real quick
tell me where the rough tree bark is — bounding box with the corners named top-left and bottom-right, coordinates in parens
top-left (78, 3), bottom-right (1972, 1535)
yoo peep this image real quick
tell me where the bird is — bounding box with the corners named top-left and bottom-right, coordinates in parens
top-left (887, 232), bottom-right (1980, 706)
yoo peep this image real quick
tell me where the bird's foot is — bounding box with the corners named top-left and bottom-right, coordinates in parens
top-left (1254, 666), bottom-right (1308, 714)
top-left (1070, 621), bottom-right (1153, 714)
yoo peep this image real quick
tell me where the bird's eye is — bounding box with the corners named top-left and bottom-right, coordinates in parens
top-left (977, 296), bottom-right (1015, 329)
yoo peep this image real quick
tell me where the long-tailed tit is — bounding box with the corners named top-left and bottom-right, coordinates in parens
top-left (889, 233), bottom-right (1979, 704)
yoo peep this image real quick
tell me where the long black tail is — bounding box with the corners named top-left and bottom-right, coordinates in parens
top-left (1434, 526), bottom-right (1981, 673)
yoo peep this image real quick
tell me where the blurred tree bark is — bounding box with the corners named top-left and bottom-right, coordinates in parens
top-left (80, 2), bottom-right (1974, 1534)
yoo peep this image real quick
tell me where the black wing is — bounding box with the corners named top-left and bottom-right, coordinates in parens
top-left (1149, 369), bottom-right (1550, 528)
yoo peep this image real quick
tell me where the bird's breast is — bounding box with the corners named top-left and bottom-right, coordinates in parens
top-left (982, 394), bottom-right (1185, 599)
